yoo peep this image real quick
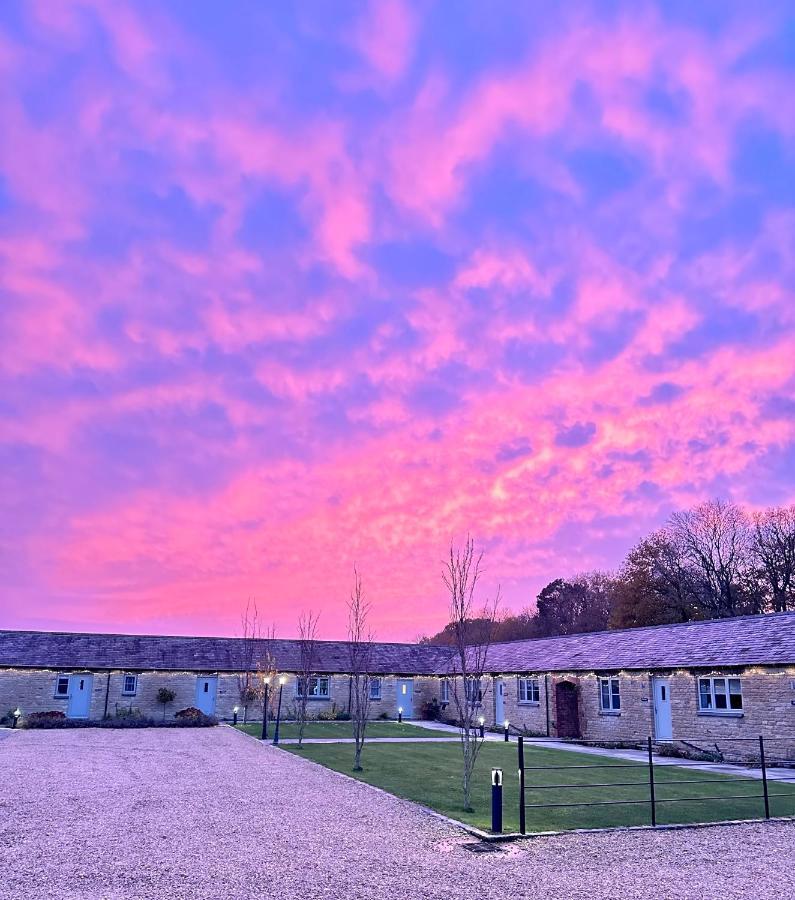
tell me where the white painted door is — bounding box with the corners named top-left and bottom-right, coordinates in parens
top-left (494, 679), bottom-right (505, 725)
top-left (67, 674), bottom-right (93, 719)
top-left (196, 676), bottom-right (218, 715)
top-left (653, 677), bottom-right (672, 740)
top-left (397, 679), bottom-right (414, 717)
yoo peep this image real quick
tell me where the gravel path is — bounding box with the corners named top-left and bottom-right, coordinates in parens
top-left (1, 727), bottom-right (793, 900)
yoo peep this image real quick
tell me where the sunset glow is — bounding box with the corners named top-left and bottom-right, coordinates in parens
top-left (1, 2), bottom-right (794, 639)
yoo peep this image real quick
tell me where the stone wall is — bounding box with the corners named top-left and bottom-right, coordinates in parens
top-left (0, 668), bottom-right (443, 722)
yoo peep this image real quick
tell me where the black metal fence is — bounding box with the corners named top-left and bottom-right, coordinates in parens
top-left (515, 735), bottom-right (795, 835)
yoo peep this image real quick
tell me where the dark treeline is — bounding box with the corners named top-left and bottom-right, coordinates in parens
top-left (421, 500), bottom-right (795, 645)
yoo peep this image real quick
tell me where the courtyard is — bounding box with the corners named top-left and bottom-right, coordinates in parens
top-left (2, 727), bottom-right (794, 900)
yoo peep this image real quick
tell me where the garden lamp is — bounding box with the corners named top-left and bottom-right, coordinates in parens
top-left (261, 675), bottom-right (271, 741)
top-left (273, 675), bottom-right (287, 745)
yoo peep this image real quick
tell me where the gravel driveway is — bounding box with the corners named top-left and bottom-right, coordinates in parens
top-left (1, 727), bottom-right (793, 900)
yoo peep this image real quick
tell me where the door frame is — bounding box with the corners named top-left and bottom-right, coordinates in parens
top-left (494, 677), bottom-right (505, 725)
top-left (396, 678), bottom-right (414, 718)
top-left (554, 680), bottom-right (580, 738)
top-left (67, 673), bottom-right (93, 719)
top-left (195, 675), bottom-right (219, 715)
top-left (652, 676), bottom-right (673, 741)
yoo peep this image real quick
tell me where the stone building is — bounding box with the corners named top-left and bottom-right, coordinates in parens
top-left (1, 613), bottom-right (794, 757)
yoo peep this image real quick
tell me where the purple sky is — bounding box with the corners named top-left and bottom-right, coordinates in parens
top-left (1, 1), bottom-right (794, 640)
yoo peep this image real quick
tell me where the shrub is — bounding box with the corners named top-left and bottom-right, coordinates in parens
top-left (420, 699), bottom-right (441, 721)
top-left (174, 706), bottom-right (203, 720)
top-left (377, 711), bottom-right (390, 720)
top-left (23, 713), bottom-right (217, 729)
top-left (1, 709), bottom-right (20, 726)
top-left (25, 710), bottom-right (67, 727)
top-left (239, 686), bottom-right (257, 706)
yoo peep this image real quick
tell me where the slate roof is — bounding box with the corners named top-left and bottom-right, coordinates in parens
top-left (484, 612), bottom-right (795, 673)
top-left (0, 630), bottom-right (452, 675)
top-left (1, 613), bottom-right (793, 676)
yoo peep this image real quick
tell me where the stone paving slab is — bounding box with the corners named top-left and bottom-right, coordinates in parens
top-left (1, 726), bottom-right (794, 900)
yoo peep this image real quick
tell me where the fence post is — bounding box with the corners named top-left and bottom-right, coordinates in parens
top-left (647, 736), bottom-right (656, 827)
top-left (518, 735), bottom-right (526, 835)
top-left (759, 735), bottom-right (770, 819)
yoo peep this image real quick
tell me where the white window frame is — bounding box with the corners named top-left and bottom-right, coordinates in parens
top-left (440, 679), bottom-right (450, 704)
top-left (518, 677), bottom-right (540, 704)
top-left (368, 677), bottom-right (382, 700)
top-left (122, 674), bottom-right (138, 696)
top-left (698, 676), bottom-right (743, 713)
top-left (598, 676), bottom-right (621, 712)
top-left (54, 675), bottom-right (69, 698)
top-left (297, 675), bottom-right (330, 699)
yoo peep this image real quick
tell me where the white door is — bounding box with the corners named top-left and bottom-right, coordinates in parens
top-left (67, 674), bottom-right (93, 719)
top-left (494, 679), bottom-right (505, 725)
top-left (653, 677), bottom-right (672, 740)
top-left (397, 679), bottom-right (414, 717)
top-left (196, 676), bottom-right (218, 715)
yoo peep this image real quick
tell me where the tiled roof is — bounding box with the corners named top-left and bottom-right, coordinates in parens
top-left (2, 613), bottom-right (793, 676)
top-left (485, 612), bottom-right (795, 673)
top-left (0, 630), bottom-right (452, 675)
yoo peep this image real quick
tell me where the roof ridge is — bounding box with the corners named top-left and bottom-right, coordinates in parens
top-left (488, 610), bottom-right (795, 650)
top-left (0, 628), bottom-right (450, 651)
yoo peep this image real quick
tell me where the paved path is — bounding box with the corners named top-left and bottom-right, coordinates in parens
top-left (2, 727), bottom-right (794, 900)
top-left (417, 720), bottom-right (795, 782)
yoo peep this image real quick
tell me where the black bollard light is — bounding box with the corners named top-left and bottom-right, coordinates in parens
top-left (478, 716), bottom-right (485, 739)
top-left (273, 675), bottom-right (286, 745)
top-left (398, 706), bottom-right (403, 724)
top-left (503, 719), bottom-right (510, 742)
top-left (232, 706), bottom-right (239, 726)
top-left (491, 768), bottom-right (503, 833)
top-left (260, 676), bottom-right (271, 740)
top-left (12, 708), bottom-right (21, 729)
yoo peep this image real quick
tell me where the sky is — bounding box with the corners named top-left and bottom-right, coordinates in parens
top-left (1, 1), bottom-right (794, 641)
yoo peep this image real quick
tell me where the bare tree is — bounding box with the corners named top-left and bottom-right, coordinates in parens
top-left (347, 565), bottom-right (374, 771)
top-left (752, 505), bottom-right (795, 613)
top-left (295, 611), bottom-right (320, 748)
top-left (255, 623), bottom-right (278, 726)
top-left (236, 599), bottom-right (262, 723)
top-left (443, 536), bottom-right (500, 812)
top-left (669, 500), bottom-right (753, 617)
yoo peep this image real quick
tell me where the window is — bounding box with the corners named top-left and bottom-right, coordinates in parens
top-left (440, 679), bottom-right (450, 704)
top-left (698, 677), bottom-right (743, 712)
top-left (122, 674), bottom-right (138, 696)
top-left (518, 677), bottom-right (540, 703)
top-left (599, 677), bottom-right (621, 712)
top-left (296, 676), bottom-right (330, 699)
top-left (369, 677), bottom-right (382, 700)
top-left (464, 677), bottom-right (482, 703)
top-left (55, 676), bottom-right (69, 697)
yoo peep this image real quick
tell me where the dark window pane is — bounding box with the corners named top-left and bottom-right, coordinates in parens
top-left (730, 693), bottom-right (743, 710)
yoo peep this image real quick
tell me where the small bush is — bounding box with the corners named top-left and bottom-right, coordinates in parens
top-left (377, 711), bottom-right (390, 720)
top-left (174, 706), bottom-right (203, 720)
top-left (25, 711), bottom-right (67, 727)
top-left (23, 713), bottom-right (217, 729)
top-left (1, 709), bottom-right (20, 726)
top-left (420, 699), bottom-right (441, 721)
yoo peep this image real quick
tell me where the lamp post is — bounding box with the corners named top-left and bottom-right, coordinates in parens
top-left (260, 675), bottom-right (271, 741)
top-left (398, 706), bottom-right (403, 724)
top-left (273, 675), bottom-right (287, 745)
top-left (232, 706), bottom-right (239, 727)
top-left (503, 719), bottom-right (510, 742)
top-left (478, 715), bottom-right (485, 739)
top-left (12, 708), bottom-right (20, 729)
top-left (491, 768), bottom-right (503, 833)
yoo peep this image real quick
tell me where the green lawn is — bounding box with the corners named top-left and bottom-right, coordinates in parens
top-left (234, 720), bottom-right (444, 740)
top-left (283, 741), bottom-right (795, 833)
